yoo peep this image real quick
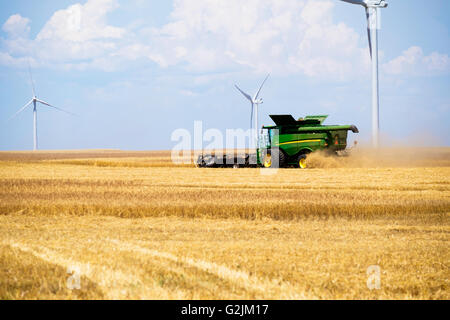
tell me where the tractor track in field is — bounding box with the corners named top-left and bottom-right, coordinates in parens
top-left (107, 239), bottom-right (312, 299)
top-left (2, 241), bottom-right (189, 299)
top-left (2, 239), bottom-right (313, 299)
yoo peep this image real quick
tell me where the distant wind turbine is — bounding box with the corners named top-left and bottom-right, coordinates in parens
top-left (9, 65), bottom-right (74, 151)
top-left (235, 74), bottom-right (270, 148)
top-left (340, 0), bottom-right (388, 148)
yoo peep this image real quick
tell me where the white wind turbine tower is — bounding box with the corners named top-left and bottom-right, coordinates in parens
top-left (235, 74), bottom-right (270, 149)
top-left (9, 66), bottom-right (74, 151)
top-left (340, 0), bottom-right (388, 148)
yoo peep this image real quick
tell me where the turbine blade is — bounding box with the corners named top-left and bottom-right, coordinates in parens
top-left (9, 99), bottom-right (33, 120)
top-left (28, 60), bottom-right (36, 97)
top-left (36, 99), bottom-right (76, 116)
top-left (366, 7), bottom-right (372, 59)
top-left (254, 73), bottom-right (270, 100)
top-left (235, 85), bottom-right (252, 102)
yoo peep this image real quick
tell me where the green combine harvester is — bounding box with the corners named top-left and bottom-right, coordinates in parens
top-left (196, 114), bottom-right (359, 168)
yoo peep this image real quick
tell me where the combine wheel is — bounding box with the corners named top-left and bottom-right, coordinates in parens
top-left (263, 148), bottom-right (286, 168)
top-left (297, 154), bottom-right (307, 169)
top-left (263, 153), bottom-right (272, 168)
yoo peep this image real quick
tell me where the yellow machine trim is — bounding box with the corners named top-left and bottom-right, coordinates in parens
top-left (276, 139), bottom-right (322, 146)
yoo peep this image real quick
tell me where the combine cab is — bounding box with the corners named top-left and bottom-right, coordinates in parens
top-left (196, 114), bottom-right (358, 168)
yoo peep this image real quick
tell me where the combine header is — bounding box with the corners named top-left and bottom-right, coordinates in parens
top-left (196, 114), bottom-right (358, 168)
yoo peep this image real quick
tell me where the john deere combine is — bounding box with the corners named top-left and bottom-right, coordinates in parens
top-left (196, 114), bottom-right (358, 169)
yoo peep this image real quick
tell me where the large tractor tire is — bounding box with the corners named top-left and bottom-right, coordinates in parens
top-left (263, 148), bottom-right (286, 168)
top-left (296, 153), bottom-right (308, 169)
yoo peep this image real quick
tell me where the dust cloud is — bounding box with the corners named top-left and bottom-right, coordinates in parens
top-left (307, 147), bottom-right (450, 168)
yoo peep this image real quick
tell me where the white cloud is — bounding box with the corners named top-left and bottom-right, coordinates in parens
top-left (180, 89), bottom-right (198, 97)
top-left (383, 46), bottom-right (450, 76)
top-left (145, 0), bottom-right (369, 79)
top-left (36, 0), bottom-right (124, 42)
top-left (35, 0), bottom-right (125, 65)
top-left (1, 0), bottom-right (126, 70)
top-left (0, 51), bottom-right (30, 67)
top-left (0, 0), bottom-right (371, 77)
top-left (1, 0), bottom-right (447, 80)
top-left (2, 14), bottom-right (30, 39)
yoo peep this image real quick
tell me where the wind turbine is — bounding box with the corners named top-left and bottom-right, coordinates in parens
top-left (340, 0), bottom-right (388, 148)
top-left (235, 74), bottom-right (270, 148)
top-left (9, 66), bottom-right (74, 151)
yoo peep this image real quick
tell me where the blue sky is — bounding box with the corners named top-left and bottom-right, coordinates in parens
top-left (0, 0), bottom-right (449, 150)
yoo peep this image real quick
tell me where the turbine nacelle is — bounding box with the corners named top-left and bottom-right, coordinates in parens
top-left (365, 0), bottom-right (387, 8)
top-left (341, 0), bottom-right (387, 8)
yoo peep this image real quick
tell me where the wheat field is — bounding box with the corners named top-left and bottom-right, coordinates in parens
top-left (0, 148), bottom-right (449, 299)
